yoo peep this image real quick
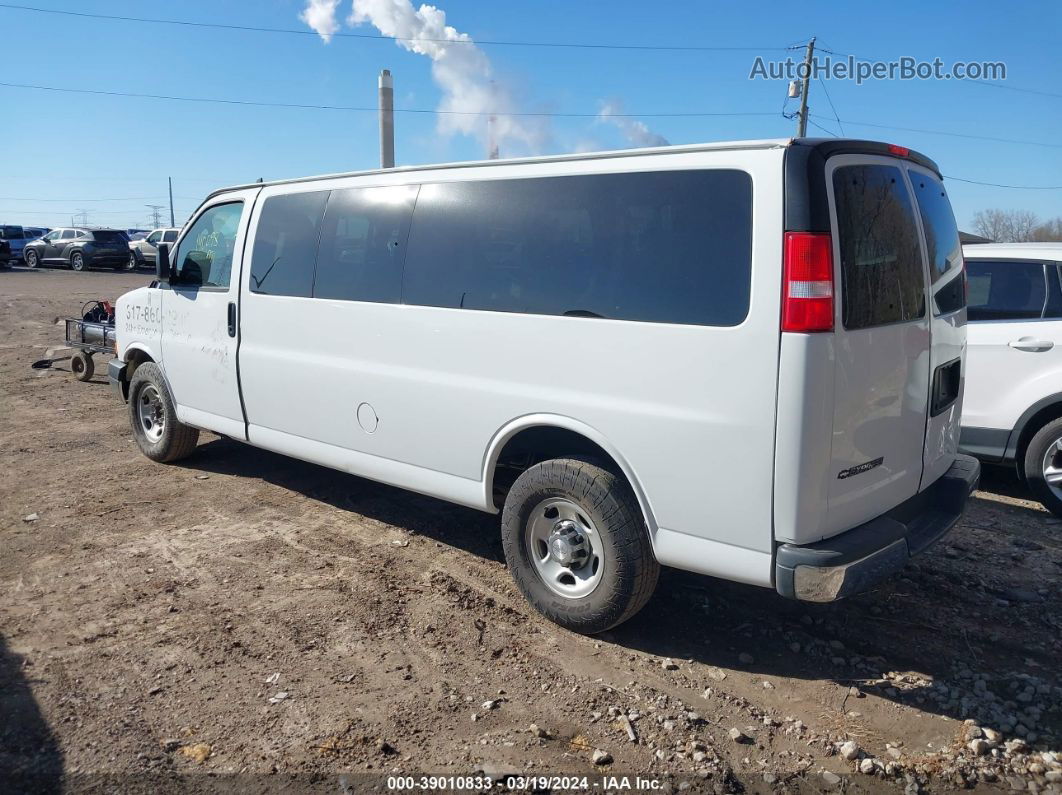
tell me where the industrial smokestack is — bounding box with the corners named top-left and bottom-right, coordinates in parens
top-left (379, 69), bottom-right (395, 168)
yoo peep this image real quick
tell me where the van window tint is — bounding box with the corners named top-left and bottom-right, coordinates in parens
top-left (173, 202), bottom-right (243, 288)
top-left (911, 174), bottom-right (964, 314)
top-left (402, 170), bottom-right (753, 326)
top-left (163, 230), bottom-right (179, 242)
top-left (313, 185), bottom-right (417, 303)
top-left (833, 164), bottom-right (925, 329)
top-left (250, 191), bottom-right (328, 297)
top-left (966, 260), bottom-right (1046, 321)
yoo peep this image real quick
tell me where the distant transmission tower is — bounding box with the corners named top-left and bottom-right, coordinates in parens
top-left (145, 204), bottom-right (165, 229)
top-left (74, 209), bottom-right (90, 226)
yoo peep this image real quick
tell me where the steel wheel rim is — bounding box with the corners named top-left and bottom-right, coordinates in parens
top-left (137, 385), bottom-right (165, 443)
top-left (1041, 437), bottom-right (1062, 500)
top-left (525, 497), bottom-right (604, 599)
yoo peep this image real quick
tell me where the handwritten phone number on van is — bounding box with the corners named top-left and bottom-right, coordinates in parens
top-left (386, 775), bottom-right (593, 791)
top-left (125, 304), bottom-right (161, 325)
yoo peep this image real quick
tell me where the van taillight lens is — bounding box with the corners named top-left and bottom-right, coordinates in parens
top-left (782, 232), bottom-right (834, 332)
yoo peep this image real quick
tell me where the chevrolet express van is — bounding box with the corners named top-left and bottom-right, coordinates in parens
top-left (110, 138), bottom-right (979, 633)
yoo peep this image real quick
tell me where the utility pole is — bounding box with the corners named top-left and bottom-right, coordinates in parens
top-left (146, 204), bottom-right (165, 229)
top-left (379, 69), bottom-right (395, 168)
top-left (796, 37), bottom-right (816, 138)
top-left (168, 177), bottom-right (175, 227)
top-left (487, 79), bottom-right (499, 160)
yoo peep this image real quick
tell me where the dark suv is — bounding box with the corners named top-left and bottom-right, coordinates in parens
top-left (23, 227), bottom-right (133, 271)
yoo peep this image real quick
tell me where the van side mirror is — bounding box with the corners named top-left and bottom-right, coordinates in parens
top-left (156, 243), bottom-right (172, 282)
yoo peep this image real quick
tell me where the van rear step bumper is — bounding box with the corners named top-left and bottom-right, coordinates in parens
top-left (774, 454), bottom-right (980, 602)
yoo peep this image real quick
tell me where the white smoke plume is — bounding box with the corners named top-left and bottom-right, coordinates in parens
top-left (345, 0), bottom-right (551, 155)
top-left (598, 100), bottom-right (670, 148)
top-left (300, 0), bottom-right (342, 43)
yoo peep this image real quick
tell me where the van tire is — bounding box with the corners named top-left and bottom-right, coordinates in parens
top-left (128, 362), bottom-right (199, 463)
top-left (501, 457), bottom-right (658, 634)
top-left (1023, 417), bottom-right (1062, 518)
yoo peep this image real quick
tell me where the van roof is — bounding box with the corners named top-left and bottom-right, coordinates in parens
top-left (203, 137), bottom-right (939, 203)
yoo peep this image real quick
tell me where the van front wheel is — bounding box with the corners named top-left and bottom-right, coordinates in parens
top-left (128, 362), bottom-right (199, 463)
top-left (501, 458), bottom-right (658, 634)
top-left (1023, 417), bottom-right (1062, 518)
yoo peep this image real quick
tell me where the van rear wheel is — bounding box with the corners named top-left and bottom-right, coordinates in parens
top-left (1023, 417), bottom-right (1062, 518)
top-left (128, 362), bottom-right (199, 463)
top-left (501, 458), bottom-right (658, 634)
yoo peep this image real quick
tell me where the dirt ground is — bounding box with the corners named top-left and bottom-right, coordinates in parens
top-left (1, 267), bottom-right (1059, 794)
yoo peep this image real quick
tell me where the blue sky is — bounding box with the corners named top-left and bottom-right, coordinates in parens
top-left (1, 0), bottom-right (1059, 231)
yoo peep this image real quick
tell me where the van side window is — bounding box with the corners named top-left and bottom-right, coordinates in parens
top-left (401, 170), bottom-right (753, 326)
top-left (966, 260), bottom-right (1047, 321)
top-left (249, 191), bottom-right (328, 297)
top-left (833, 165), bottom-right (925, 329)
top-left (313, 185), bottom-right (417, 303)
top-left (172, 202), bottom-right (243, 288)
top-left (911, 174), bottom-right (965, 315)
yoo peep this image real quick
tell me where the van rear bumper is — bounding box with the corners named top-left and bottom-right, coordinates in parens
top-left (774, 454), bottom-right (980, 602)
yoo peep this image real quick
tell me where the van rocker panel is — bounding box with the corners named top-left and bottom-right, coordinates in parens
top-left (774, 454), bottom-right (979, 602)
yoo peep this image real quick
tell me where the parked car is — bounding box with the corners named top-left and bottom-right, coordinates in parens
top-left (129, 228), bottom-right (180, 269)
top-left (23, 227), bottom-right (133, 271)
top-left (109, 138), bottom-right (978, 632)
top-left (1, 225), bottom-right (28, 262)
top-left (960, 242), bottom-right (1062, 516)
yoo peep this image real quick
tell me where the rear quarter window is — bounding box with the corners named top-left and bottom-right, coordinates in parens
top-left (832, 164), bottom-right (925, 329)
top-left (966, 260), bottom-right (1047, 321)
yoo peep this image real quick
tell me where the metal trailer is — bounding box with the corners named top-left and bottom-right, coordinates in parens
top-left (32, 301), bottom-right (116, 381)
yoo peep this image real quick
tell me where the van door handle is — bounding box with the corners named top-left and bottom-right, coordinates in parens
top-left (1008, 337), bottom-right (1053, 351)
top-left (227, 302), bottom-right (237, 337)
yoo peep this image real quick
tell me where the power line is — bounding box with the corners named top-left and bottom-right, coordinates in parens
top-left (815, 44), bottom-right (1062, 100)
top-left (0, 195), bottom-right (177, 202)
top-left (943, 176), bottom-right (1062, 190)
top-left (0, 81), bottom-right (778, 119)
top-left (816, 77), bottom-right (844, 136)
top-left (808, 114), bottom-right (1062, 149)
top-left (0, 3), bottom-right (790, 52)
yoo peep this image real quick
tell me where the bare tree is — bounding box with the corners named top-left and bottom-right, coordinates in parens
top-left (1031, 217), bottom-right (1062, 242)
top-left (972, 208), bottom-right (1043, 242)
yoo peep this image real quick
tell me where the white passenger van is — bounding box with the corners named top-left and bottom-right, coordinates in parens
top-left (110, 138), bottom-right (979, 633)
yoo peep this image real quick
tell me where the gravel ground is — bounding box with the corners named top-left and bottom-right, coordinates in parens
top-left (1, 267), bottom-right (1060, 794)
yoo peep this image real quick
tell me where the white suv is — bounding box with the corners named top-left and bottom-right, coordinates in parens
top-left (961, 242), bottom-right (1062, 515)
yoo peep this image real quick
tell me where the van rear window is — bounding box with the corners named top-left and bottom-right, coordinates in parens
top-left (833, 164), bottom-right (925, 329)
top-left (911, 174), bottom-right (964, 315)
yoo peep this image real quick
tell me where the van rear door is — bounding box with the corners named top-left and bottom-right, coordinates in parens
top-left (823, 155), bottom-right (932, 536)
top-left (907, 167), bottom-right (966, 487)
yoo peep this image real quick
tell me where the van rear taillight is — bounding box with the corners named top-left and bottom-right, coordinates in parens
top-left (782, 232), bottom-right (834, 332)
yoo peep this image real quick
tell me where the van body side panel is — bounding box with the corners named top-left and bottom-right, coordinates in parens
top-left (772, 334), bottom-right (836, 544)
top-left (236, 149), bottom-right (784, 568)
